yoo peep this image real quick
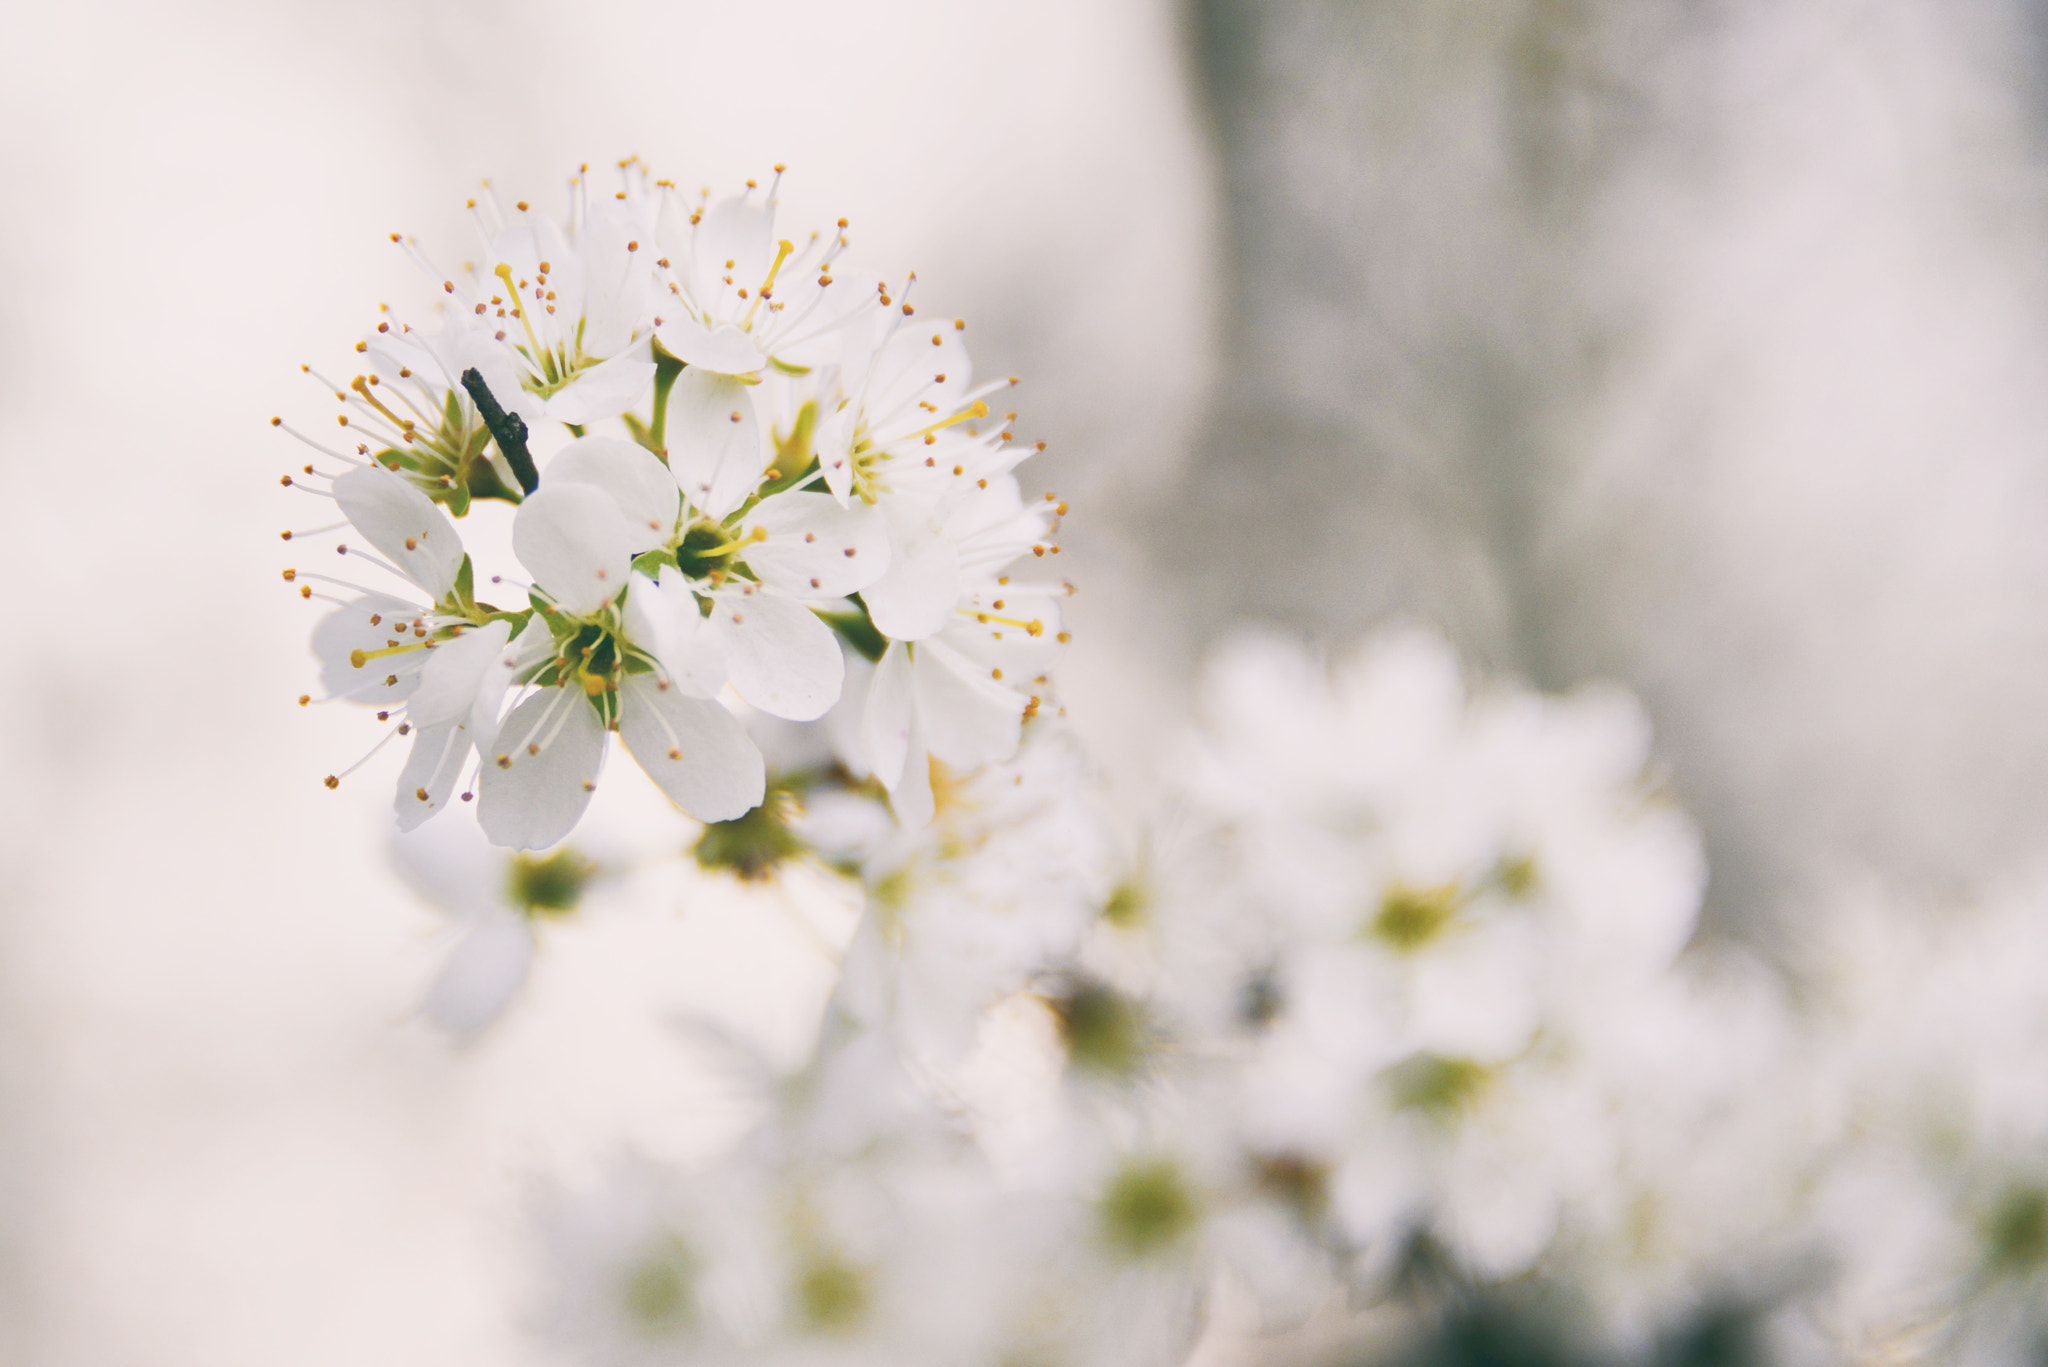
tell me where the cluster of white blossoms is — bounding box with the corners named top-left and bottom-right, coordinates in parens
top-left (280, 162), bottom-right (1067, 851)
top-left (498, 630), bottom-right (2048, 1367)
top-left (282, 169), bottom-right (2048, 1367)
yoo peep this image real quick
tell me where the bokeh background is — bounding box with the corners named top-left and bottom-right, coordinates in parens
top-left (4, 0), bottom-right (2048, 1361)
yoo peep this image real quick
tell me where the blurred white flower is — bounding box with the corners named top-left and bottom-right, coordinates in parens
top-left (390, 813), bottom-right (604, 1035)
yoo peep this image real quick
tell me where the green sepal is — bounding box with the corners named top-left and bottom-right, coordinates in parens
top-left (632, 548), bottom-right (678, 578)
top-left (531, 591), bottom-right (575, 638)
top-left (453, 554), bottom-right (476, 611)
top-left (376, 446), bottom-right (421, 473)
top-left (817, 594), bottom-right (888, 663)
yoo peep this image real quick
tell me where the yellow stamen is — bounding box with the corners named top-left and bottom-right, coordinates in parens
top-left (741, 238), bottom-right (796, 329)
top-left (960, 608), bottom-right (1044, 636)
top-left (494, 262), bottom-right (549, 364)
top-left (908, 400), bottom-right (988, 446)
top-left (348, 640), bottom-right (430, 669)
top-left (350, 376), bottom-right (415, 437)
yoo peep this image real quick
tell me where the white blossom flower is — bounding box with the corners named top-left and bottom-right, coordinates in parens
top-left (651, 175), bottom-right (880, 381)
top-left (296, 464), bottom-right (529, 827)
top-left (391, 169), bottom-right (663, 428)
top-left (475, 473), bottom-right (765, 850)
top-left (389, 813), bottom-right (603, 1035)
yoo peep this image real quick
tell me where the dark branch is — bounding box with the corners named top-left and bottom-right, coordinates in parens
top-left (460, 368), bottom-right (539, 495)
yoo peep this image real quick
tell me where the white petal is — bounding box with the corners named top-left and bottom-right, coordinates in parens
top-left (815, 403), bottom-right (858, 505)
top-left (688, 196), bottom-right (773, 309)
top-left (545, 436), bottom-right (680, 550)
top-left (710, 587), bottom-right (844, 721)
top-left (940, 588), bottom-right (1064, 678)
top-left (312, 594), bottom-right (430, 705)
top-left (512, 483), bottom-right (634, 616)
top-left (477, 690), bottom-right (607, 850)
top-left (425, 912), bottom-right (535, 1036)
top-left (469, 620), bottom-right (551, 757)
top-left (910, 637), bottom-right (1024, 770)
top-left (862, 505), bottom-right (960, 640)
top-left (667, 368), bottom-right (765, 518)
top-left (539, 347), bottom-right (655, 426)
top-left (394, 719), bottom-right (473, 832)
top-left (891, 727), bottom-right (936, 828)
top-left (862, 641), bottom-right (915, 789)
top-left (407, 619), bottom-right (513, 729)
top-left (617, 677), bottom-right (765, 822)
top-left (738, 491), bottom-right (889, 599)
top-left (332, 465), bottom-right (465, 600)
top-left (622, 570), bottom-right (727, 698)
top-left (656, 321), bottom-right (767, 376)
top-left (576, 211), bottom-right (658, 358)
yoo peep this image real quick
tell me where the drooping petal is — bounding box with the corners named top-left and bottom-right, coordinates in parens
top-left (622, 570), bottom-right (727, 699)
top-left (512, 483), bottom-right (634, 616)
top-left (738, 490), bottom-right (890, 599)
top-left (545, 436), bottom-right (680, 550)
top-left (390, 816), bottom-right (499, 921)
top-left (910, 636), bottom-right (1024, 770)
top-left (425, 911), bottom-right (535, 1036)
top-left (617, 677), bottom-right (765, 822)
top-left (407, 619), bottom-right (513, 729)
top-left (862, 640), bottom-right (915, 789)
top-left (666, 368), bottom-right (765, 519)
top-left (891, 727), bottom-right (936, 828)
top-left (469, 619), bottom-right (552, 757)
top-left (861, 505), bottom-right (960, 640)
top-left (656, 321), bottom-right (767, 376)
top-left (332, 465), bottom-right (465, 601)
top-left (394, 718), bottom-right (472, 832)
top-left (709, 585), bottom-right (844, 721)
top-left (477, 690), bottom-right (608, 850)
top-left (539, 346), bottom-right (655, 426)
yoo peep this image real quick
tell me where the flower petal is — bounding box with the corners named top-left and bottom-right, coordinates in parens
top-left (861, 640), bottom-right (915, 789)
top-left (539, 346), bottom-right (655, 426)
top-left (512, 483), bottom-right (634, 616)
top-left (407, 619), bottom-right (513, 729)
top-left (738, 490), bottom-right (889, 600)
top-left (394, 719), bottom-right (472, 832)
top-left (862, 505), bottom-right (960, 640)
top-left (656, 321), bottom-right (767, 377)
top-left (910, 636), bottom-right (1024, 770)
top-left (667, 368), bottom-right (765, 519)
top-left (477, 690), bottom-right (607, 850)
top-left (622, 569), bottom-right (728, 698)
top-left (469, 620), bottom-right (552, 757)
top-left (313, 594), bottom-right (430, 705)
top-left (709, 586), bottom-right (844, 721)
top-left (425, 911), bottom-right (535, 1036)
top-left (545, 436), bottom-right (681, 551)
top-left (891, 727), bottom-right (936, 828)
top-left (617, 677), bottom-right (765, 822)
top-left (332, 465), bottom-right (465, 601)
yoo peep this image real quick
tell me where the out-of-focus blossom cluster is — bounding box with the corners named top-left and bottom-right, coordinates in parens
top-left (278, 169), bottom-right (2048, 1367)
top-left (434, 628), bottom-right (2048, 1367)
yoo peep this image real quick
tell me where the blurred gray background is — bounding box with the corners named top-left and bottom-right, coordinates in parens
top-left (4, 0), bottom-right (2048, 1360)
